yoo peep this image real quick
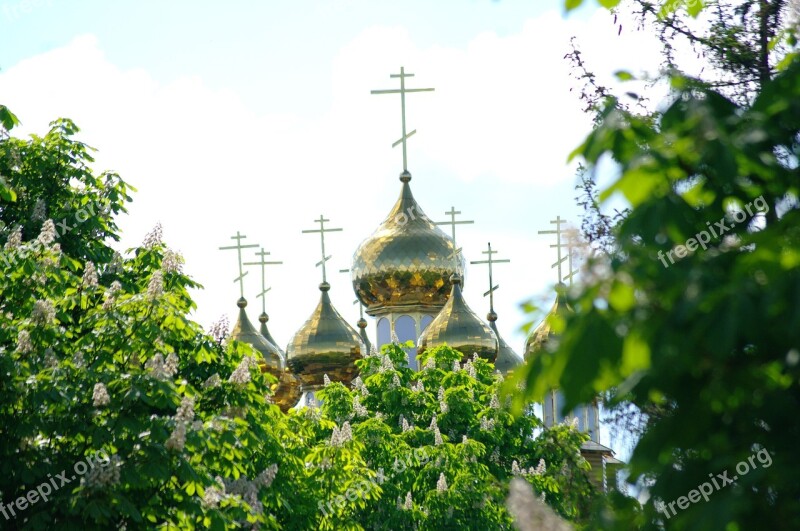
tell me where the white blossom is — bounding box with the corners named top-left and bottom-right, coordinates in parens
top-left (37, 219), bottom-right (57, 247)
top-left (489, 394), bottom-right (500, 409)
top-left (462, 435), bottom-right (469, 444)
top-left (490, 447), bottom-right (500, 463)
top-left (411, 380), bottom-right (424, 393)
top-left (162, 248), bottom-right (184, 274)
top-left (464, 360), bottom-right (477, 378)
top-left (31, 299), bottom-right (56, 326)
top-left (323, 374), bottom-right (331, 387)
top-left (175, 397), bottom-right (195, 423)
top-left (92, 383), bottom-right (110, 407)
top-left (330, 421), bottom-right (353, 447)
top-left (102, 281), bottom-right (122, 310)
top-left (82, 455), bottom-right (121, 488)
top-left (376, 468), bottom-right (385, 484)
top-left (429, 416), bottom-right (438, 431)
top-left (165, 421), bottom-right (187, 451)
top-left (256, 464), bottom-right (278, 488)
top-left (142, 223), bottom-right (163, 248)
top-left (352, 395), bottom-right (368, 417)
top-left (229, 356), bottom-right (258, 386)
top-left (480, 417), bottom-right (496, 431)
top-left (511, 460), bottom-right (521, 475)
top-left (209, 315), bottom-right (230, 344)
top-left (439, 399), bottom-right (449, 414)
top-left (380, 354), bottom-right (394, 372)
top-left (202, 485), bottom-right (225, 508)
top-left (403, 491), bottom-right (413, 510)
top-left (436, 473), bottom-right (448, 492)
top-left (4, 226), bottom-right (22, 250)
top-left (32, 198), bottom-right (46, 222)
top-left (203, 373), bottom-right (221, 389)
top-left (16, 330), bottom-right (33, 354)
top-left (146, 270), bottom-right (164, 300)
top-left (82, 261), bottom-right (98, 288)
top-left (390, 331), bottom-right (400, 344)
top-left (401, 417), bottom-right (412, 432)
top-left (392, 373), bottom-right (401, 387)
top-left (423, 357), bottom-right (435, 370)
top-left (434, 427), bottom-right (443, 446)
top-left (534, 458), bottom-right (547, 476)
top-left (453, 360), bottom-right (461, 372)
top-left (145, 353), bottom-right (178, 381)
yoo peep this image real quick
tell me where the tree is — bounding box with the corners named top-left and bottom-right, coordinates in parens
top-left (520, 34), bottom-right (800, 528)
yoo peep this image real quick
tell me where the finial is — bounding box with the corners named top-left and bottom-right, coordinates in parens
top-left (219, 231), bottom-right (259, 298)
top-left (237, 297), bottom-right (247, 309)
top-left (435, 206), bottom-right (474, 265)
top-left (449, 273), bottom-right (462, 286)
top-left (243, 247), bottom-right (283, 316)
top-left (259, 312), bottom-right (269, 324)
top-left (371, 66), bottom-right (435, 173)
top-left (487, 310), bottom-right (498, 322)
top-left (319, 281), bottom-right (331, 292)
top-left (357, 317), bottom-right (368, 329)
top-left (400, 170), bottom-right (412, 183)
top-left (470, 242), bottom-right (510, 315)
top-left (302, 215), bottom-right (343, 284)
top-left (538, 216), bottom-right (579, 286)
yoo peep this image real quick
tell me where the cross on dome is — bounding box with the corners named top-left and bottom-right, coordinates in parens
top-left (219, 231), bottom-right (259, 298)
top-left (302, 215), bottom-right (343, 284)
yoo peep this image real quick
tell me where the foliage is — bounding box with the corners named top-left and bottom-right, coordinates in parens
top-left (0, 112), bottom-right (598, 529)
top-left (521, 43), bottom-right (800, 530)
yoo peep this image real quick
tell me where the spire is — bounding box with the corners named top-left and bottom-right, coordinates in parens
top-left (471, 243), bottom-right (521, 372)
top-left (537, 216), bottom-right (579, 286)
top-left (371, 66), bottom-right (434, 173)
top-left (219, 231), bottom-right (259, 298)
top-left (301, 215), bottom-right (343, 284)
top-left (435, 206), bottom-right (474, 266)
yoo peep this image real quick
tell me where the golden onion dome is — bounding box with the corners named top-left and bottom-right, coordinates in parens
top-left (487, 311), bottom-right (522, 373)
top-left (524, 283), bottom-right (571, 360)
top-left (258, 312), bottom-right (285, 358)
top-left (351, 171), bottom-right (465, 315)
top-left (255, 312), bottom-right (302, 412)
top-left (230, 298), bottom-right (283, 373)
top-left (418, 274), bottom-right (498, 362)
top-left (286, 282), bottom-right (363, 389)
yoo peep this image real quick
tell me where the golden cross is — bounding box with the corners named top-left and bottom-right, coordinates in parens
top-left (435, 206), bottom-right (474, 262)
top-left (538, 216), bottom-right (578, 285)
top-left (371, 66), bottom-right (434, 172)
top-left (470, 242), bottom-right (510, 312)
top-left (302, 215), bottom-right (342, 283)
top-left (243, 247), bottom-right (283, 314)
top-left (219, 231), bottom-right (259, 298)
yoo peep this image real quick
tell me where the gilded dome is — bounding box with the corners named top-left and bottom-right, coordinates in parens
top-left (524, 283), bottom-right (570, 360)
top-left (351, 171), bottom-right (465, 315)
top-left (418, 274), bottom-right (498, 362)
top-left (286, 282), bottom-right (363, 389)
top-left (258, 312), bottom-right (284, 358)
top-left (230, 298), bottom-right (283, 373)
top-left (487, 311), bottom-right (522, 373)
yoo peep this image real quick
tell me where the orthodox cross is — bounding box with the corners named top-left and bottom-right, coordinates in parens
top-left (470, 242), bottom-right (510, 313)
top-left (435, 206), bottom-right (474, 262)
top-left (538, 216), bottom-right (578, 285)
top-left (302, 215), bottom-right (342, 283)
top-left (243, 247), bottom-right (283, 314)
top-left (219, 231), bottom-right (259, 298)
top-left (371, 66), bottom-right (434, 172)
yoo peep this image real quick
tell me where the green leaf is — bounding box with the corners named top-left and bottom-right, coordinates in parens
top-left (565, 0), bottom-right (583, 11)
top-left (614, 70), bottom-right (634, 81)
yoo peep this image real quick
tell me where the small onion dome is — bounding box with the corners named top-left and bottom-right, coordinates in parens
top-left (271, 369), bottom-right (303, 413)
top-left (418, 274), bottom-right (498, 362)
top-left (524, 283), bottom-right (571, 360)
top-left (231, 297), bottom-right (283, 373)
top-left (357, 317), bottom-right (372, 354)
top-left (351, 171), bottom-right (464, 316)
top-left (286, 282), bottom-right (363, 390)
top-left (487, 311), bottom-right (522, 373)
top-left (258, 312), bottom-right (285, 358)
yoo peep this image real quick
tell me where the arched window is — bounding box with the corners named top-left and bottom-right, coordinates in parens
top-left (395, 315), bottom-right (417, 369)
top-left (377, 318), bottom-right (390, 349)
top-left (420, 314), bottom-right (434, 332)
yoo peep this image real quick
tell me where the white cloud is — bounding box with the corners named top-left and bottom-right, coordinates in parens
top-left (0, 8), bottom-right (672, 369)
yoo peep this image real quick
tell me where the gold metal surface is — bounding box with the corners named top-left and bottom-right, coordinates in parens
top-left (524, 283), bottom-right (571, 360)
top-left (488, 312), bottom-right (522, 373)
top-left (286, 282), bottom-right (363, 390)
top-left (417, 274), bottom-right (498, 362)
top-left (352, 172), bottom-right (465, 315)
top-left (230, 298), bottom-right (283, 373)
top-left (271, 368), bottom-right (303, 412)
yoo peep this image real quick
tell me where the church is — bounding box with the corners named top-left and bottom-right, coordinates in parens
top-left (222, 67), bottom-right (622, 492)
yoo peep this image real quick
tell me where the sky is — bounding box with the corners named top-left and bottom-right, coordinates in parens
top-left (0, 0), bottom-right (671, 447)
